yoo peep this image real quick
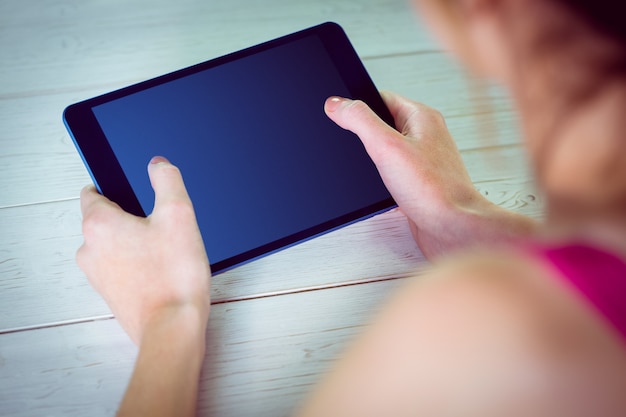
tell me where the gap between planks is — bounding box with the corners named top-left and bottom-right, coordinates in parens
top-left (0, 273), bottom-right (416, 336)
top-left (0, 50), bottom-right (439, 102)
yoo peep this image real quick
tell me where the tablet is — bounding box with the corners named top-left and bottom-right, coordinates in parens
top-left (63, 22), bottom-right (396, 274)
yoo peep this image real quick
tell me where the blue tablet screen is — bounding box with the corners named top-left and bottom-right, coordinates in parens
top-left (92, 34), bottom-right (390, 267)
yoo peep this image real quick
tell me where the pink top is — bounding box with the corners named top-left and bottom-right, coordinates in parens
top-left (530, 243), bottom-right (626, 342)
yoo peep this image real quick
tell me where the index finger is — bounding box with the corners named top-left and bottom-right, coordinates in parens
top-left (79, 185), bottom-right (116, 218)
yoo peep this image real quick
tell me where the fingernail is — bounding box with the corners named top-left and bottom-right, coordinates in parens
top-left (150, 156), bottom-right (169, 165)
top-left (325, 96), bottom-right (349, 113)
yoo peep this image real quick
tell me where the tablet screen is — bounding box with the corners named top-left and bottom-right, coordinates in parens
top-left (66, 23), bottom-right (395, 273)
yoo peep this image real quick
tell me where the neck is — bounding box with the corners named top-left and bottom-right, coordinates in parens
top-left (513, 68), bottom-right (626, 257)
top-left (541, 210), bottom-right (626, 259)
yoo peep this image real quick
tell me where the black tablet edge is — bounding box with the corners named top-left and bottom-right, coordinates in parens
top-left (63, 104), bottom-right (145, 217)
top-left (210, 198), bottom-right (397, 274)
top-left (62, 22), bottom-right (394, 124)
top-left (65, 23), bottom-right (348, 110)
top-left (318, 23), bottom-right (396, 128)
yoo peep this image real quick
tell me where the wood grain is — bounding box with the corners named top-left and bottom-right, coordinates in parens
top-left (0, 0), bottom-right (432, 98)
top-left (0, 279), bottom-right (403, 417)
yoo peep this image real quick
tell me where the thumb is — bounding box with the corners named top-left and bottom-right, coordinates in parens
top-left (147, 156), bottom-right (192, 213)
top-left (324, 96), bottom-right (399, 162)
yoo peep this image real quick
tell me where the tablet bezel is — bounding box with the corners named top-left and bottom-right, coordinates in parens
top-left (63, 22), bottom-right (397, 274)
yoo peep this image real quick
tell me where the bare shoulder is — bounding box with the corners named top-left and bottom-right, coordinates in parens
top-left (410, 247), bottom-right (626, 350)
top-left (396, 248), bottom-right (563, 320)
top-left (297, 249), bottom-right (626, 417)
top-left (392, 248), bottom-right (626, 415)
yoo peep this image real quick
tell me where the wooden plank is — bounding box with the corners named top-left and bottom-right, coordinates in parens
top-left (0, 278), bottom-right (404, 417)
top-left (0, 144), bottom-right (542, 332)
top-left (0, 0), bottom-right (432, 99)
top-left (0, 51), bottom-right (519, 208)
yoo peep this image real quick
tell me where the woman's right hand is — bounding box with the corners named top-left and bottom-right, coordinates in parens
top-left (325, 92), bottom-right (535, 258)
top-left (77, 156), bottom-right (211, 346)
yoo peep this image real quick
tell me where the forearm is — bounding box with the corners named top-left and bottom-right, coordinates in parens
top-left (117, 306), bottom-right (208, 417)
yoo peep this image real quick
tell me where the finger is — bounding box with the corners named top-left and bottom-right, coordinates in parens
top-left (80, 184), bottom-right (111, 218)
top-left (380, 91), bottom-right (416, 131)
top-left (381, 91), bottom-right (446, 137)
top-left (325, 96), bottom-right (400, 161)
top-left (381, 91), bottom-right (426, 135)
top-left (147, 156), bottom-right (192, 212)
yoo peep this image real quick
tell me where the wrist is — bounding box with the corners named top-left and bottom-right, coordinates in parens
top-left (141, 304), bottom-right (209, 360)
top-left (413, 190), bottom-right (538, 258)
top-left (118, 304), bottom-right (209, 417)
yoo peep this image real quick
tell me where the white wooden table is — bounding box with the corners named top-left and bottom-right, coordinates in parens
top-left (0, 1), bottom-right (541, 415)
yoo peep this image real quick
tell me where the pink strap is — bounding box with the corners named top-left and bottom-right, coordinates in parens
top-left (538, 244), bottom-right (626, 341)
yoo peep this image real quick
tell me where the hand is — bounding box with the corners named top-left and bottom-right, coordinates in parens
top-left (325, 92), bottom-right (535, 258)
top-left (77, 156), bottom-right (211, 345)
